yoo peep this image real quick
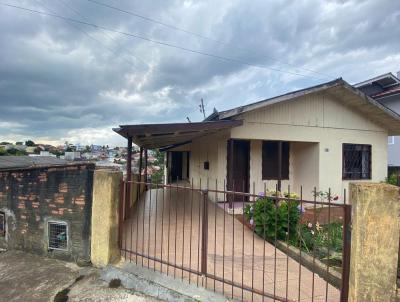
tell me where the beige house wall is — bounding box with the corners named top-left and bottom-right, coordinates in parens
top-left (170, 92), bottom-right (388, 203)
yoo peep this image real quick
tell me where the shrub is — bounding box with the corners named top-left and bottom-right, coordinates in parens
top-left (244, 194), bottom-right (300, 241)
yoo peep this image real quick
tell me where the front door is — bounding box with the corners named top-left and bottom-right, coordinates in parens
top-left (227, 139), bottom-right (250, 203)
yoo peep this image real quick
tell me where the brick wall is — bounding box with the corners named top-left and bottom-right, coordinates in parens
top-left (0, 163), bottom-right (94, 263)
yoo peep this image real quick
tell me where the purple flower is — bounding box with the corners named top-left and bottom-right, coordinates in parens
top-left (297, 205), bottom-right (305, 213)
top-left (249, 218), bottom-right (254, 226)
top-left (258, 192), bottom-right (265, 198)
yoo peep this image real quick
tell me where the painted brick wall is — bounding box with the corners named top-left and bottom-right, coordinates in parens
top-left (0, 163), bottom-right (94, 263)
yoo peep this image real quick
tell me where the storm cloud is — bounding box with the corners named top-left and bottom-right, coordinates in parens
top-left (0, 0), bottom-right (399, 146)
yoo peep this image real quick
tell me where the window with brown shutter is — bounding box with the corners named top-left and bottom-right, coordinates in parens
top-left (342, 144), bottom-right (371, 180)
top-left (262, 141), bottom-right (289, 180)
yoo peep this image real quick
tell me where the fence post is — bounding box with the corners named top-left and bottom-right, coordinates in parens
top-left (201, 189), bottom-right (209, 276)
top-left (348, 183), bottom-right (400, 302)
top-left (340, 204), bottom-right (352, 302)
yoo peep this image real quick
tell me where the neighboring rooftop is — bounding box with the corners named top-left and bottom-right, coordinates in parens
top-left (0, 156), bottom-right (77, 171)
top-left (354, 72), bottom-right (400, 89)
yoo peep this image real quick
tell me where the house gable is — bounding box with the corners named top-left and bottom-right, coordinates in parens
top-left (236, 92), bottom-right (385, 133)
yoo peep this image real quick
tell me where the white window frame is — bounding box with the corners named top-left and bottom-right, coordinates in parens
top-left (47, 221), bottom-right (68, 251)
top-left (388, 136), bottom-right (395, 145)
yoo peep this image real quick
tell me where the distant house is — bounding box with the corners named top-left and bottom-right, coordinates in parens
top-left (355, 72), bottom-right (400, 169)
top-left (115, 78), bottom-right (400, 201)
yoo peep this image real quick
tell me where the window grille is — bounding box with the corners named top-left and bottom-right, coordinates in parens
top-left (342, 144), bottom-right (371, 180)
top-left (48, 221), bottom-right (68, 250)
top-left (0, 212), bottom-right (5, 237)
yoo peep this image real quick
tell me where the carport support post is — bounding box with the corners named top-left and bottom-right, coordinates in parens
top-left (201, 190), bottom-right (209, 276)
top-left (144, 148), bottom-right (148, 190)
top-left (228, 139), bottom-right (234, 209)
top-left (348, 183), bottom-right (400, 302)
top-left (277, 141), bottom-right (282, 192)
top-left (125, 136), bottom-right (133, 219)
top-left (138, 147), bottom-right (143, 195)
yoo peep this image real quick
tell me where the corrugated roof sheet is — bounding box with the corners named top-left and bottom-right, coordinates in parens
top-left (0, 156), bottom-right (68, 170)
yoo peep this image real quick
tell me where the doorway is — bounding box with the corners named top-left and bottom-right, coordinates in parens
top-left (227, 139), bottom-right (250, 203)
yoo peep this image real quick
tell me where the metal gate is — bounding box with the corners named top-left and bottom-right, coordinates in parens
top-left (118, 179), bottom-right (351, 302)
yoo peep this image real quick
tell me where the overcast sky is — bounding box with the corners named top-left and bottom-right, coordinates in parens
top-left (0, 0), bottom-right (399, 147)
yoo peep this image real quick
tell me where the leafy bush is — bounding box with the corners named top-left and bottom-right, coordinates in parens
top-left (244, 194), bottom-right (300, 241)
top-left (296, 221), bottom-right (343, 265)
top-left (386, 173), bottom-right (399, 186)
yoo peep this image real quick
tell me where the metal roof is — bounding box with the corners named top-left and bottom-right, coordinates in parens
top-left (0, 156), bottom-right (69, 171)
top-left (354, 73), bottom-right (400, 88)
top-left (113, 120), bottom-right (243, 149)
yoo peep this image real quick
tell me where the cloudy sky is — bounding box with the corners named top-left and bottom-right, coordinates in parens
top-left (0, 0), bottom-right (399, 147)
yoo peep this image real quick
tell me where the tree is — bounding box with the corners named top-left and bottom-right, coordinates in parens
top-left (25, 140), bottom-right (35, 146)
top-left (15, 142), bottom-right (23, 145)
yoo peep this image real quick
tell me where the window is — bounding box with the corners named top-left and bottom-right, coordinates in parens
top-left (48, 221), bottom-right (68, 250)
top-left (0, 212), bottom-right (5, 237)
top-left (262, 141), bottom-right (289, 180)
top-left (342, 144), bottom-right (371, 180)
top-left (388, 136), bottom-right (395, 145)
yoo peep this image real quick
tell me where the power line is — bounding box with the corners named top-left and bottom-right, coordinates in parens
top-left (32, 0), bottom-right (140, 69)
top-left (56, 0), bottom-right (149, 68)
top-left (0, 2), bottom-right (327, 80)
top-left (87, 0), bottom-right (333, 79)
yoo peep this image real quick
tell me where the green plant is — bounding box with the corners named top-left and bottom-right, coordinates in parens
top-left (295, 221), bottom-right (343, 266)
top-left (244, 195), bottom-right (300, 241)
top-left (386, 173), bottom-right (399, 186)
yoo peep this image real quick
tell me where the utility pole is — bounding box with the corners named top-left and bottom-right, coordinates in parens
top-left (199, 98), bottom-right (206, 119)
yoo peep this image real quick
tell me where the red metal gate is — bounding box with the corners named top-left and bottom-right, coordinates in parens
top-left (119, 179), bottom-right (351, 302)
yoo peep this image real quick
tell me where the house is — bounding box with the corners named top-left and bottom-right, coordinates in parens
top-left (355, 72), bottom-right (400, 170)
top-left (114, 78), bottom-right (400, 201)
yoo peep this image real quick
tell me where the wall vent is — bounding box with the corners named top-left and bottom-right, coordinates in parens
top-left (48, 221), bottom-right (68, 250)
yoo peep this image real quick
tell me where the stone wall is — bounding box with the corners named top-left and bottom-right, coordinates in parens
top-left (0, 163), bottom-right (94, 263)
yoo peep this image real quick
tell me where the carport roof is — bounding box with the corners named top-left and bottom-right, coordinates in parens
top-left (113, 120), bottom-right (243, 149)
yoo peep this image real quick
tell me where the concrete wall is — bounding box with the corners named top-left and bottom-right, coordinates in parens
top-left (0, 164), bottom-right (94, 262)
top-left (91, 170), bottom-right (122, 267)
top-left (349, 183), bottom-right (400, 302)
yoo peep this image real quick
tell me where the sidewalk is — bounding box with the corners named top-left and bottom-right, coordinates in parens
top-left (0, 250), bottom-right (159, 302)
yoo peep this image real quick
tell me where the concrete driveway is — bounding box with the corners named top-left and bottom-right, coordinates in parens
top-left (0, 250), bottom-right (158, 302)
top-left (122, 186), bottom-right (340, 302)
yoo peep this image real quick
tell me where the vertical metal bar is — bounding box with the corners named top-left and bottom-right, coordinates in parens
top-left (242, 180), bottom-right (245, 302)
top-left (118, 180), bottom-right (124, 249)
top-left (154, 182), bottom-right (158, 272)
top-left (135, 180), bottom-right (140, 265)
top-left (231, 180), bottom-right (235, 299)
top-left (138, 147), bottom-right (143, 181)
top-left (201, 188), bottom-right (209, 276)
top-left (144, 148), bottom-right (148, 190)
top-left (223, 179), bottom-right (226, 295)
top-left (129, 181), bottom-right (133, 262)
top-left (325, 188), bottom-right (332, 301)
top-left (189, 178), bottom-right (194, 284)
top-left (214, 178), bottom-right (217, 292)
top-left (182, 182), bottom-right (186, 280)
top-left (167, 179), bottom-right (172, 276)
top-left (141, 179), bottom-right (146, 267)
top-left (147, 181), bottom-right (152, 269)
top-left (251, 182), bottom-right (255, 302)
top-left (311, 187), bottom-right (317, 302)
top-left (197, 178), bottom-right (202, 286)
top-left (126, 137), bottom-right (132, 219)
top-left (174, 178), bottom-right (178, 278)
top-left (274, 184), bottom-right (278, 301)
top-left (286, 185), bottom-right (290, 301)
top-left (277, 141), bottom-right (282, 192)
top-left (340, 190), bottom-right (351, 302)
top-left (298, 186), bottom-right (303, 302)
top-left (262, 182), bottom-right (267, 302)
top-left (160, 184), bottom-right (165, 273)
